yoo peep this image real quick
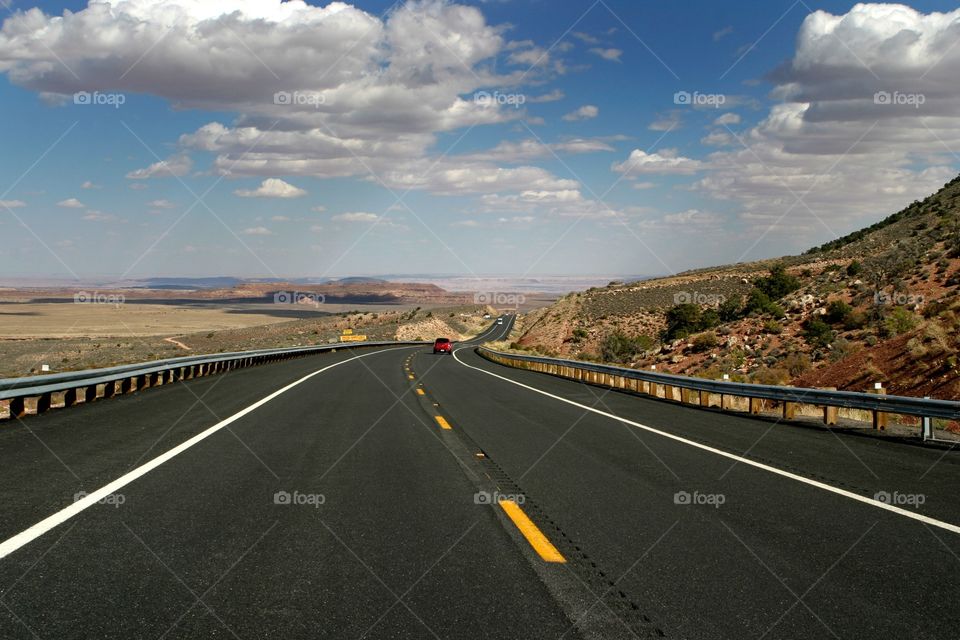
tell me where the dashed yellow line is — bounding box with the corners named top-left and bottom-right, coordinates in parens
top-left (416, 388), bottom-right (425, 396)
top-left (408, 374), bottom-right (415, 380)
top-left (434, 416), bottom-right (452, 430)
top-left (498, 500), bottom-right (566, 563)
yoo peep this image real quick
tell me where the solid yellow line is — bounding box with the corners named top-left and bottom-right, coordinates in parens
top-left (434, 416), bottom-right (452, 430)
top-left (498, 499), bottom-right (566, 563)
top-left (416, 389), bottom-right (425, 396)
top-left (408, 374), bottom-right (415, 380)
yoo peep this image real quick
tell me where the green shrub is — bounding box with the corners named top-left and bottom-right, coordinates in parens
top-left (755, 264), bottom-right (801, 300)
top-left (743, 289), bottom-right (784, 317)
top-left (803, 318), bottom-right (835, 347)
top-left (824, 300), bottom-right (853, 324)
top-left (718, 296), bottom-right (743, 321)
top-left (572, 327), bottom-right (589, 340)
top-left (846, 260), bottom-right (863, 277)
top-left (692, 332), bottom-right (719, 352)
top-left (600, 331), bottom-right (652, 363)
top-left (883, 307), bottom-right (918, 335)
top-left (664, 304), bottom-right (703, 340)
top-left (829, 338), bottom-right (857, 362)
top-left (782, 353), bottom-right (812, 376)
top-left (763, 320), bottom-right (783, 334)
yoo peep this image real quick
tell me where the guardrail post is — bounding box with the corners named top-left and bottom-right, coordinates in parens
top-left (870, 383), bottom-right (887, 430)
top-left (63, 388), bottom-right (79, 408)
top-left (922, 397), bottom-right (933, 440)
top-left (121, 377), bottom-right (135, 394)
top-left (749, 397), bottom-right (762, 415)
top-left (36, 393), bottom-right (52, 415)
top-left (782, 399), bottom-right (796, 420)
top-left (9, 397), bottom-right (26, 419)
top-left (822, 387), bottom-right (838, 426)
top-left (84, 385), bottom-right (98, 403)
top-left (698, 390), bottom-right (708, 407)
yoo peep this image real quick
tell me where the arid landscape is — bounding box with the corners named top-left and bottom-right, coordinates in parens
top-left (0, 279), bottom-right (526, 377)
top-left (508, 174), bottom-right (960, 418)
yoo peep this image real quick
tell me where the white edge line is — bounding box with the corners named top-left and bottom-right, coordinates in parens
top-left (452, 349), bottom-right (960, 536)
top-left (0, 346), bottom-right (414, 560)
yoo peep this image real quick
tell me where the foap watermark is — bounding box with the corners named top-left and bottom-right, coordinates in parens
top-left (874, 491), bottom-right (925, 507)
top-left (274, 90), bottom-right (326, 109)
top-left (274, 490), bottom-right (326, 508)
top-left (874, 91), bottom-right (925, 109)
top-left (73, 491), bottom-right (126, 508)
top-left (73, 91), bottom-right (127, 109)
top-left (474, 291), bottom-right (526, 306)
top-left (474, 490), bottom-right (525, 505)
top-left (674, 90), bottom-right (726, 108)
top-left (473, 90), bottom-right (526, 109)
top-left (274, 291), bottom-right (326, 306)
top-left (674, 490), bottom-right (725, 508)
top-left (874, 291), bottom-right (924, 306)
top-left (673, 291), bottom-right (727, 305)
top-left (74, 291), bottom-right (125, 305)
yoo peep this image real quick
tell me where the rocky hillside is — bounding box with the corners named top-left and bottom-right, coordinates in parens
top-left (515, 174), bottom-right (960, 401)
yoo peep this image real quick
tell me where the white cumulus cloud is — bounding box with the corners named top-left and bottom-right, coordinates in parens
top-left (234, 178), bottom-right (307, 199)
top-left (562, 105), bottom-right (599, 121)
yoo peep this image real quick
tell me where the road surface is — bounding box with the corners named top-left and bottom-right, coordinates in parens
top-left (1, 316), bottom-right (958, 639)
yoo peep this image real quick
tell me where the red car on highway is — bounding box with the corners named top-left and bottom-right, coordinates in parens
top-left (432, 337), bottom-right (453, 354)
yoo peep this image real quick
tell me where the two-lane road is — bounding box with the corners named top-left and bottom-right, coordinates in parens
top-left (1, 314), bottom-right (958, 639)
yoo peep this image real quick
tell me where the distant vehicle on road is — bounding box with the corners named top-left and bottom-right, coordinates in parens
top-left (432, 337), bottom-right (453, 354)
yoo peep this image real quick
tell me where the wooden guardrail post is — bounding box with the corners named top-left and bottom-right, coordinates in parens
top-left (9, 397), bottom-right (26, 419)
top-left (871, 383), bottom-right (887, 430)
top-left (36, 393), bottom-right (52, 415)
top-left (822, 387), bottom-right (838, 426)
top-left (782, 398), bottom-right (797, 420)
top-left (63, 388), bottom-right (79, 408)
top-left (749, 397), bottom-right (762, 415)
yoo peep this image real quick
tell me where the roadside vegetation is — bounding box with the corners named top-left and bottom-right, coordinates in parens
top-left (511, 173), bottom-right (960, 402)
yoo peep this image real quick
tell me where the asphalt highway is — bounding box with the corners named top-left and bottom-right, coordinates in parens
top-left (1, 315), bottom-right (958, 639)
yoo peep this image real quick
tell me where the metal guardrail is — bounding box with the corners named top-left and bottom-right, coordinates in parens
top-left (0, 341), bottom-right (428, 420)
top-left (478, 347), bottom-right (960, 433)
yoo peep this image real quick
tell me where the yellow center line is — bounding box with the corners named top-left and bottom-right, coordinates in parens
top-left (498, 499), bottom-right (566, 563)
top-left (408, 374), bottom-right (415, 380)
top-left (416, 388), bottom-right (425, 396)
top-left (434, 416), bottom-right (452, 430)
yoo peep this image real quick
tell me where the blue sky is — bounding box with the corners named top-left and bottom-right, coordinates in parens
top-left (1, 0), bottom-right (958, 280)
